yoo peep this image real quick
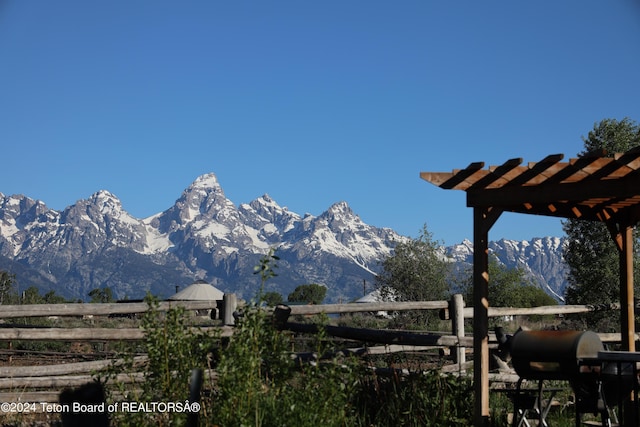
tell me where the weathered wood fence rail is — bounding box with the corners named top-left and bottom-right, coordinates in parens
top-left (0, 300), bottom-right (220, 318)
top-left (0, 294), bottom-right (634, 407)
top-left (0, 300), bottom-right (235, 340)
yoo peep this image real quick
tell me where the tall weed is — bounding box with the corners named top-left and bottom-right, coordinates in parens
top-left (355, 370), bottom-right (473, 426)
top-left (210, 249), bottom-right (357, 426)
top-left (105, 294), bottom-right (212, 426)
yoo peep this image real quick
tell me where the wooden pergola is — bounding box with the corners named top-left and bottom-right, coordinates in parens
top-left (421, 147), bottom-right (640, 426)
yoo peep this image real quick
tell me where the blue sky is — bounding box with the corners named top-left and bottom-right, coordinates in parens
top-left (1, 1), bottom-right (640, 245)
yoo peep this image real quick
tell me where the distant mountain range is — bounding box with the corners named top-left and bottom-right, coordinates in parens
top-left (0, 173), bottom-right (568, 303)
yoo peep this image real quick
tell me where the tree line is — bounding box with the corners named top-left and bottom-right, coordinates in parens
top-left (0, 271), bottom-right (115, 305)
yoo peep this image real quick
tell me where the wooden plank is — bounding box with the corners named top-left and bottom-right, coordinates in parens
top-left (419, 171), bottom-right (456, 187)
top-left (285, 300), bottom-right (448, 316)
top-left (0, 300), bottom-right (448, 320)
top-left (505, 154), bottom-right (564, 187)
top-left (0, 300), bottom-right (220, 319)
top-left (462, 304), bottom-right (602, 318)
top-left (0, 372), bottom-right (144, 389)
top-left (0, 356), bottom-right (148, 377)
top-left (0, 391), bottom-right (63, 403)
top-left (468, 158), bottom-right (522, 190)
top-left (282, 322), bottom-right (473, 347)
top-left (0, 370), bottom-right (217, 390)
top-left (0, 326), bottom-right (233, 341)
top-left (439, 162), bottom-right (485, 189)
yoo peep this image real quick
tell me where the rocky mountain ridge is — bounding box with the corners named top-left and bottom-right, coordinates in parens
top-left (446, 237), bottom-right (567, 301)
top-left (0, 173), bottom-right (568, 303)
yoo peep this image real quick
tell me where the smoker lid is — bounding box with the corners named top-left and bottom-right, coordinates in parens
top-left (510, 330), bottom-right (603, 380)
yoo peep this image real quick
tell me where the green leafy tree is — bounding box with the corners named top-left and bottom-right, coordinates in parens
top-left (287, 284), bottom-right (327, 305)
top-left (21, 286), bottom-right (44, 304)
top-left (462, 256), bottom-right (556, 308)
top-left (88, 287), bottom-right (114, 303)
top-left (376, 224), bottom-right (450, 327)
top-left (263, 291), bottom-right (283, 307)
top-left (43, 290), bottom-right (68, 304)
top-left (563, 118), bottom-right (640, 329)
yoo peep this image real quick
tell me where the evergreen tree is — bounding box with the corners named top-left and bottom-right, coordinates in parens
top-left (563, 118), bottom-right (640, 329)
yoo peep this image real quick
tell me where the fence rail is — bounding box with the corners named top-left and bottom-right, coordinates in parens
top-left (0, 300), bottom-right (220, 318)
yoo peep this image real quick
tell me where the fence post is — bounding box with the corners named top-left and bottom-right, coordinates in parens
top-left (223, 293), bottom-right (237, 326)
top-left (451, 294), bottom-right (466, 368)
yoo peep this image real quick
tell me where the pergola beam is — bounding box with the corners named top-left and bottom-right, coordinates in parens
top-left (467, 173), bottom-right (640, 209)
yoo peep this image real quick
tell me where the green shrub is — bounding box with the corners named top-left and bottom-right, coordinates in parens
top-left (105, 294), bottom-right (212, 427)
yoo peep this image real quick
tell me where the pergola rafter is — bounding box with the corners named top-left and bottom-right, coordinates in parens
top-left (420, 147), bottom-right (640, 426)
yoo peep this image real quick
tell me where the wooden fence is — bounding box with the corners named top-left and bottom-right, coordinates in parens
top-left (0, 294), bottom-right (632, 408)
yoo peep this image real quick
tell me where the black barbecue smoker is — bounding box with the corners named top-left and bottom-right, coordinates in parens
top-left (509, 330), bottom-right (638, 427)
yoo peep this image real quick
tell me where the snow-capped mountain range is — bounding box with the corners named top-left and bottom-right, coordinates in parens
top-left (0, 173), bottom-right (568, 303)
top-left (445, 237), bottom-right (568, 301)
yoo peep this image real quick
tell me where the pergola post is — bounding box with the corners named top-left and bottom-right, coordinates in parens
top-left (473, 207), bottom-right (501, 426)
top-left (607, 220), bottom-right (636, 352)
top-left (620, 224), bottom-right (635, 352)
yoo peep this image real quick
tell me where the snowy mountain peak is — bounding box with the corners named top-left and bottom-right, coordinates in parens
top-left (189, 173), bottom-right (222, 190)
top-left (167, 173), bottom-right (234, 223)
top-left (251, 194), bottom-right (282, 211)
top-left (260, 193), bottom-right (274, 203)
top-left (327, 201), bottom-right (351, 214)
top-left (238, 194), bottom-right (301, 241)
top-left (321, 201), bottom-right (358, 223)
top-left (176, 174), bottom-right (223, 206)
top-left (88, 190), bottom-right (123, 214)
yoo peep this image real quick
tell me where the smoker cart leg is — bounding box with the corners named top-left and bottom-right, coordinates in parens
top-left (512, 379), bottom-right (558, 427)
top-left (513, 378), bottom-right (531, 427)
